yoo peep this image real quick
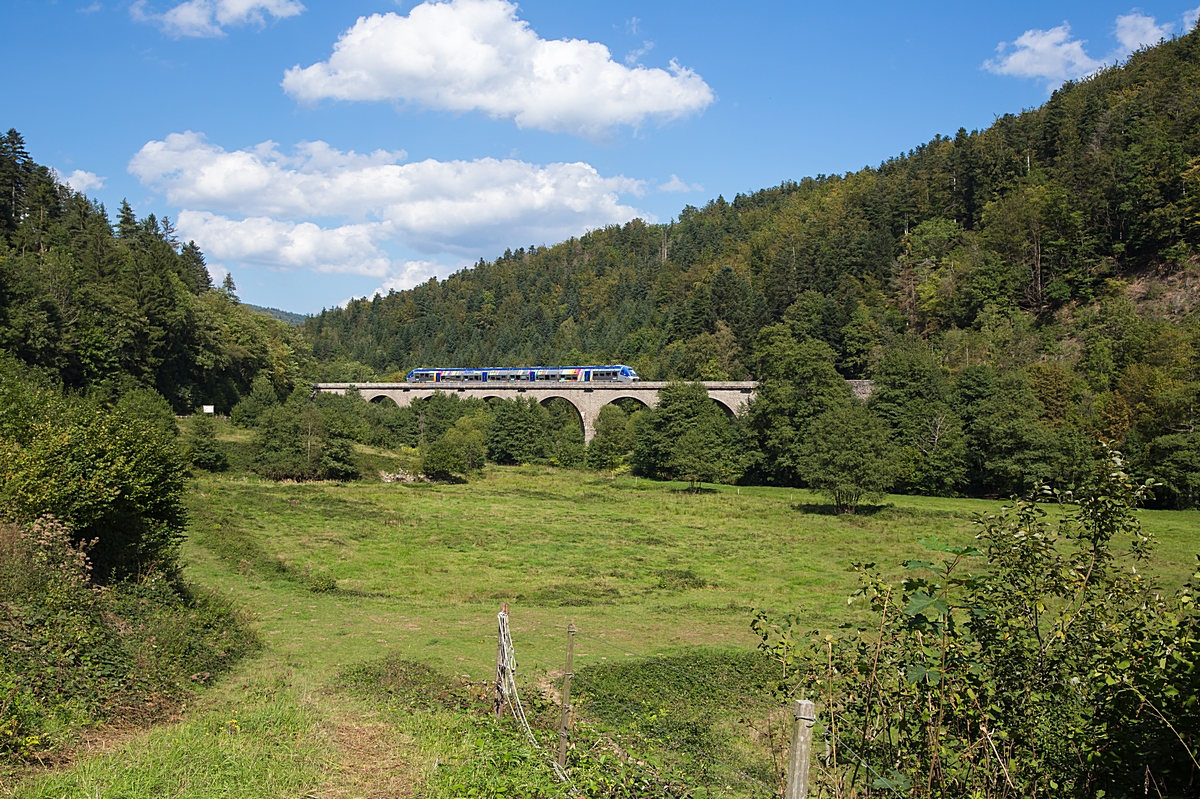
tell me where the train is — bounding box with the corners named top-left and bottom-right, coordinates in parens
top-left (405, 365), bottom-right (640, 384)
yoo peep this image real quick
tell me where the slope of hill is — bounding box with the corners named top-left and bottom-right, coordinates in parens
top-left (298, 28), bottom-right (1200, 504)
top-left (246, 304), bottom-right (308, 326)
top-left (306, 27), bottom-right (1200, 381)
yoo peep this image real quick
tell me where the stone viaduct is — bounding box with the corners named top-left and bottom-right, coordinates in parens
top-left (313, 380), bottom-right (874, 443)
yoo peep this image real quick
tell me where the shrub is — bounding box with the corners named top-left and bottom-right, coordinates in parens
top-left (753, 448), bottom-right (1200, 797)
top-left (1, 401), bottom-right (187, 581)
top-left (0, 517), bottom-right (257, 760)
top-left (421, 436), bottom-right (466, 481)
top-left (251, 394), bottom-right (360, 481)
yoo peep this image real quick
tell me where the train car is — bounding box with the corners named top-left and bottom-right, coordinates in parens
top-left (405, 365), bottom-right (639, 384)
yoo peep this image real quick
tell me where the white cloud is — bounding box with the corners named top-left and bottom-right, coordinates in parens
top-left (985, 8), bottom-right (1196, 85)
top-left (176, 211), bottom-right (395, 276)
top-left (1114, 11), bottom-right (1171, 52)
top-left (131, 0), bottom-right (303, 38)
top-left (281, 0), bottom-right (714, 139)
top-left (59, 169), bottom-right (106, 192)
top-left (983, 23), bottom-right (1102, 82)
top-left (345, 259), bottom-right (464, 305)
top-left (129, 131), bottom-right (646, 253)
top-left (130, 132), bottom-right (649, 289)
top-left (625, 40), bottom-right (655, 67)
top-left (659, 174), bottom-right (702, 193)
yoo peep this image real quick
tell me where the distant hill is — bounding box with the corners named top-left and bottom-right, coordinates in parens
top-left (304, 27), bottom-right (1200, 380)
top-left (246, 304), bottom-right (309, 326)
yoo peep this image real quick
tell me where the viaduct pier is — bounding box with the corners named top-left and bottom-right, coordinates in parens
top-left (313, 380), bottom-right (874, 443)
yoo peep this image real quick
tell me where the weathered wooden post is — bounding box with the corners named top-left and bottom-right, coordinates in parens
top-left (556, 624), bottom-right (576, 769)
top-left (785, 699), bottom-right (816, 799)
top-left (493, 603), bottom-right (509, 718)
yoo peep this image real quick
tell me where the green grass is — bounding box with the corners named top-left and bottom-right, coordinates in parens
top-left (14, 663), bottom-right (329, 799)
top-left (7, 466), bottom-right (1198, 797)
top-left (180, 467), bottom-right (1200, 678)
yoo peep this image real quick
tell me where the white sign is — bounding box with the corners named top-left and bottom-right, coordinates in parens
top-left (202, 405), bottom-right (215, 414)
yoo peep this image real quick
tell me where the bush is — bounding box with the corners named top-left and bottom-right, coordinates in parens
top-left (251, 394), bottom-right (360, 481)
top-left (754, 448), bottom-right (1200, 797)
top-left (421, 436), bottom-right (466, 481)
top-left (1, 400), bottom-right (188, 581)
top-left (186, 413), bottom-right (229, 471)
top-left (0, 518), bottom-right (257, 760)
top-left (421, 415), bottom-right (488, 480)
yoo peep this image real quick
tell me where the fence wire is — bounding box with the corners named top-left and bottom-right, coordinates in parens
top-left (495, 618), bottom-right (907, 799)
top-left (495, 610), bottom-right (578, 794)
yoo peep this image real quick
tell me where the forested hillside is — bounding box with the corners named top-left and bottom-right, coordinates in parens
top-left (303, 28), bottom-right (1200, 504)
top-left (309, 29), bottom-right (1200, 378)
top-left (0, 130), bottom-right (309, 413)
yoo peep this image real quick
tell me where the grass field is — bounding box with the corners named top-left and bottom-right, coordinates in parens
top-left (8, 464), bottom-right (1199, 797)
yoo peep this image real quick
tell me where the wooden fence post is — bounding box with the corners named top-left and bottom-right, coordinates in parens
top-left (785, 699), bottom-right (816, 799)
top-left (556, 624), bottom-right (576, 769)
top-left (493, 603), bottom-right (509, 718)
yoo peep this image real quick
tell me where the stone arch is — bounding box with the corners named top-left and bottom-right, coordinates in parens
top-left (606, 395), bottom-right (653, 413)
top-left (367, 393), bottom-right (399, 407)
top-left (362, 391), bottom-right (400, 407)
top-left (538, 395), bottom-right (585, 438)
top-left (709, 397), bottom-right (737, 418)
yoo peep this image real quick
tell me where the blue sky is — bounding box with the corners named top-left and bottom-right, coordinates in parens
top-left (5, 0), bottom-right (1198, 313)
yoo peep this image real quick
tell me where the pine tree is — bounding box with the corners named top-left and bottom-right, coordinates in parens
top-left (0, 128), bottom-right (33, 238)
top-left (180, 241), bottom-right (213, 294)
top-left (220, 273), bottom-right (239, 302)
top-left (116, 200), bottom-right (138, 239)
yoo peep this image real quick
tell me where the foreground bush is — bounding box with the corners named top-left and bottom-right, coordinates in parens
top-left (754, 447), bottom-right (1200, 797)
top-left (0, 518), bottom-right (258, 761)
top-left (0, 368), bottom-right (188, 582)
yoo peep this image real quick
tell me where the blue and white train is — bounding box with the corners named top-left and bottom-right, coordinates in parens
top-left (405, 365), bottom-right (640, 384)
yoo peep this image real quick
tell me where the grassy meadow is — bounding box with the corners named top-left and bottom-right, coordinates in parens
top-left (8, 457), bottom-right (1199, 797)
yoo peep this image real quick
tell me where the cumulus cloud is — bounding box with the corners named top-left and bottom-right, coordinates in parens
top-left (130, 132), bottom-right (648, 291)
top-left (346, 259), bottom-right (463, 305)
top-left (985, 8), bottom-right (1194, 85)
top-left (983, 23), bottom-right (1102, 82)
top-left (1114, 11), bottom-right (1172, 51)
top-left (176, 211), bottom-right (395, 276)
top-left (59, 169), bottom-right (106, 193)
top-left (281, 0), bottom-right (714, 139)
top-left (131, 0), bottom-right (303, 38)
top-left (130, 131), bottom-right (645, 253)
top-left (659, 174), bottom-right (702, 193)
